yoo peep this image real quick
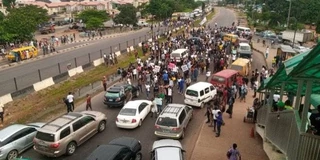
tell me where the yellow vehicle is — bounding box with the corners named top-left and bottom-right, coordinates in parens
top-left (6, 46), bottom-right (38, 62)
top-left (230, 58), bottom-right (251, 76)
top-left (223, 34), bottom-right (239, 45)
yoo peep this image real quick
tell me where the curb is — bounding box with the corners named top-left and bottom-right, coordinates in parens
top-left (0, 43), bottom-right (90, 69)
top-left (189, 120), bottom-right (206, 160)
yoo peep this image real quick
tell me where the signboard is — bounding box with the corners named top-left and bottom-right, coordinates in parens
top-left (199, 17), bottom-right (207, 26)
top-left (172, 66), bottom-right (178, 72)
top-left (181, 65), bottom-right (189, 72)
top-left (168, 63), bottom-right (176, 69)
top-left (153, 65), bottom-right (161, 73)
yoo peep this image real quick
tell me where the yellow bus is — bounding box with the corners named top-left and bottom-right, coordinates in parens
top-left (223, 34), bottom-right (239, 45)
top-left (6, 46), bottom-right (38, 62)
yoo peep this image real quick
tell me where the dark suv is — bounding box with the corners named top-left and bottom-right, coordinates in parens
top-left (104, 83), bottom-right (140, 107)
top-left (86, 137), bottom-right (142, 160)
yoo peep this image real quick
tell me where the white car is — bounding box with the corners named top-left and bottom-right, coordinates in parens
top-left (116, 100), bottom-right (152, 129)
top-left (292, 45), bottom-right (310, 53)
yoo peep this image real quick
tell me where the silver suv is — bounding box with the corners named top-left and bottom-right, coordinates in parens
top-left (33, 111), bottom-right (107, 157)
top-left (151, 139), bottom-right (185, 160)
top-left (154, 104), bottom-right (193, 139)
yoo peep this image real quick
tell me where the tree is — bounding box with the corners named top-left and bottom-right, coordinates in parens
top-left (0, 11), bottom-right (4, 21)
top-left (315, 20), bottom-right (320, 33)
top-left (85, 17), bottom-right (104, 30)
top-left (2, 5), bottom-right (49, 41)
top-left (2, 0), bottom-right (15, 9)
top-left (77, 9), bottom-right (109, 23)
top-left (113, 4), bottom-right (138, 25)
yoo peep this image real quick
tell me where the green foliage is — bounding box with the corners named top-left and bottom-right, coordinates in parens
top-left (144, 0), bottom-right (201, 20)
top-left (1, 5), bottom-right (49, 41)
top-left (2, 0), bottom-right (15, 9)
top-left (316, 21), bottom-right (320, 33)
top-left (77, 9), bottom-right (109, 23)
top-left (113, 4), bottom-right (138, 25)
top-left (85, 17), bottom-right (104, 30)
top-left (0, 12), bottom-right (4, 21)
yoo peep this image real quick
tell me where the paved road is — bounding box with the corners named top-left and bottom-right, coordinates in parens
top-left (18, 7), bottom-right (246, 160)
top-left (0, 26), bottom-right (171, 96)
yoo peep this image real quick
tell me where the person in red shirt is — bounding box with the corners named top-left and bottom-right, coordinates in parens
top-left (86, 94), bottom-right (92, 111)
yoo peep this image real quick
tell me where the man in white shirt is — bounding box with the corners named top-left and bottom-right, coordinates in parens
top-left (206, 71), bottom-right (211, 82)
top-left (212, 105), bottom-right (221, 132)
top-left (166, 86), bottom-right (173, 104)
top-left (67, 92), bottom-right (74, 111)
top-left (145, 83), bottom-right (151, 99)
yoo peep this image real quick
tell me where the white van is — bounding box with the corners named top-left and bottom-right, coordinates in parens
top-left (170, 49), bottom-right (189, 63)
top-left (184, 82), bottom-right (217, 108)
top-left (236, 26), bottom-right (251, 34)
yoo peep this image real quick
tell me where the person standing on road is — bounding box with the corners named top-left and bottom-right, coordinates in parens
top-left (166, 86), bottom-right (173, 104)
top-left (102, 76), bottom-right (107, 91)
top-left (215, 111), bottom-right (223, 137)
top-left (212, 104), bottom-right (220, 132)
top-left (86, 94), bottom-right (92, 111)
top-left (155, 95), bottom-right (163, 114)
top-left (145, 83), bottom-right (151, 99)
top-left (227, 143), bottom-right (242, 160)
top-left (151, 98), bottom-right (158, 118)
top-left (63, 97), bottom-right (72, 113)
top-left (0, 102), bottom-right (4, 125)
top-left (67, 92), bottom-right (75, 111)
top-left (265, 46), bottom-right (269, 59)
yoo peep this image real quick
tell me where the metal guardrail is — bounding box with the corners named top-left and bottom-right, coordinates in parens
top-left (256, 105), bottom-right (268, 126)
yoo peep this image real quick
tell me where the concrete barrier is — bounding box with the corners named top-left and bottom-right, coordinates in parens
top-left (52, 72), bottom-right (69, 84)
top-left (138, 43), bottom-right (142, 47)
top-left (115, 51), bottom-right (121, 57)
top-left (68, 66), bottom-right (84, 77)
top-left (0, 94), bottom-right (13, 105)
top-left (33, 77), bottom-right (55, 92)
top-left (93, 58), bottom-right (103, 66)
top-left (130, 46), bottom-right (134, 51)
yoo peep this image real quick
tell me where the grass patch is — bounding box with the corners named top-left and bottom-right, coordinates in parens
top-left (194, 11), bottom-right (216, 27)
top-left (2, 26), bottom-right (189, 126)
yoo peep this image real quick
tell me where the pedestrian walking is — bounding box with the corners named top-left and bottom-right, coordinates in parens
top-left (102, 76), bottom-right (107, 91)
top-left (151, 98), bottom-right (158, 118)
top-left (212, 104), bottom-right (220, 132)
top-left (145, 83), bottom-right (151, 99)
top-left (86, 94), bottom-right (92, 111)
top-left (205, 102), bottom-right (212, 124)
top-left (0, 102), bottom-right (4, 125)
top-left (155, 95), bottom-right (163, 114)
top-left (240, 84), bottom-right (247, 102)
top-left (166, 86), bottom-right (173, 104)
top-left (63, 97), bottom-right (72, 113)
top-left (215, 111), bottom-right (224, 137)
top-left (265, 46), bottom-right (269, 59)
top-left (67, 92), bottom-right (74, 111)
top-left (227, 143), bottom-right (242, 160)
top-left (226, 96), bottom-right (235, 118)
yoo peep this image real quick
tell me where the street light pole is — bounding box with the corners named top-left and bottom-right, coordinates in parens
top-left (286, 0), bottom-right (292, 28)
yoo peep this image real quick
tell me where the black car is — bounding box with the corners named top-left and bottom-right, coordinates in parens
top-left (104, 83), bottom-right (140, 107)
top-left (86, 137), bottom-right (142, 160)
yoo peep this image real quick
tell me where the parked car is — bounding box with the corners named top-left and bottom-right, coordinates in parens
top-left (154, 104), bottom-right (193, 139)
top-left (0, 123), bottom-right (45, 160)
top-left (86, 137), bottom-right (142, 160)
top-left (292, 45), bottom-right (310, 53)
top-left (151, 139), bottom-right (185, 160)
top-left (116, 100), bottom-right (152, 129)
top-left (33, 111), bottom-right (107, 157)
top-left (104, 83), bottom-right (140, 107)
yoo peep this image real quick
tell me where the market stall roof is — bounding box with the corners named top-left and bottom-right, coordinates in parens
top-left (311, 94), bottom-right (320, 107)
top-left (279, 44), bottom-right (296, 54)
top-left (288, 43), bottom-right (320, 80)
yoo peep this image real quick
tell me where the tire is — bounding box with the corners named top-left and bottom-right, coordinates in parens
top-left (66, 142), bottom-right (77, 156)
top-left (138, 119), bottom-right (142, 127)
top-left (135, 90), bottom-right (140, 97)
top-left (135, 152), bottom-right (142, 160)
top-left (7, 150), bottom-right (18, 160)
top-left (98, 121), bottom-right (106, 132)
top-left (200, 103), bottom-right (204, 109)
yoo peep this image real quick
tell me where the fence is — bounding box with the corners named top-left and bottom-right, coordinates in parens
top-left (257, 105), bottom-right (320, 160)
top-left (0, 25), bottom-right (179, 97)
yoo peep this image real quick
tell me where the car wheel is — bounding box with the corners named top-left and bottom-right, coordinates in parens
top-left (7, 150), bottom-right (18, 160)
top-left (138, 119), bottom-right (142, 127)
top-left (98, 121), bottom-right (106, 132)
top-left (66, 142), bottom-right (77, 156)
top-left (135, 152), bottom-right (142, 160)
top-left (200, 103), bottom-right (204, 109)
top-left (135, 90), bottom-right (140, 97)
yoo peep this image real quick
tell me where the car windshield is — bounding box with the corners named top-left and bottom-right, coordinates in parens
top-left (239, 46), bottom-right (250, 51)
top-left (186, 89), bottom-right (198, 97)
top-left (211, 75), bottom-right (225, 83)
top-left (171, 53), bottom-right (181, 57)
top-left (230, 65), bottom-right (243, 71)
top-left (156, 117), bottom-right (177, 127)
top-left (35, 131), bottom-right (55, 142)
top-left (119, 108), bottom-right (136, 116)
top-left (10, 51), bottom-right (18, 56)
top-left (105, 91), bottom-right (119, 97)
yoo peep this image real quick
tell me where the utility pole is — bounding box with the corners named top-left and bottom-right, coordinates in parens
top-left (286, 0), bottom-right (292, 28)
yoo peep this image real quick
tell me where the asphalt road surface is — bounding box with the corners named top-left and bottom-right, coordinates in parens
top-left (18, 8), bottom-right (267, 160)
